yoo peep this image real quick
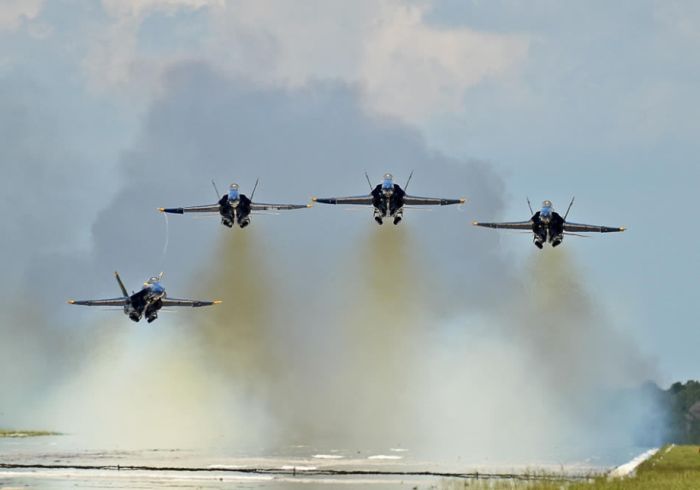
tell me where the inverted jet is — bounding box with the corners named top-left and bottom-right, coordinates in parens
top-left (472, 198), bottom-right (625, 248)
top-left (159, 181), bottom-right (310, 228)
top-left (313, 172), bottom-right (465, 225)
top-left (68, 272), bottom-right (220, 323)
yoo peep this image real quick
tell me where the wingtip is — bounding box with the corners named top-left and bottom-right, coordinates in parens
top-left (213, 300), bottom-right (223, 305)
top-left (620, 226), bottom-right (627, 232)
top-left (472, 221), bottom-right (479, 226)
top-left (67, 300), bottom-right (75, 305)
top-left (157, 207), bottom-right (165, 212)
top-left (460, 198), bottom-right (466, 204)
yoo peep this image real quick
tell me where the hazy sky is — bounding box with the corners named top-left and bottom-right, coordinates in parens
top-left (0, 0), bottom-right (697, 453)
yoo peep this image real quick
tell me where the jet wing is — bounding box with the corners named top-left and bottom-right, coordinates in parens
top-left (159, 204), bottom-right (220, 215)
top-left (564, 222), bottom-right (626, 233)
top-left (250, 202), bottom-right (311, 211)
top-left (160, 298), bottom-right (222, 307)
top-left (313, 195), bottom-right (374, 205)
top-left (68, 297), bottom-right (129, 307)
top-left (404, 195), bottom-right (465, 206)
top-left (472, 220), bottom-right (533, 230)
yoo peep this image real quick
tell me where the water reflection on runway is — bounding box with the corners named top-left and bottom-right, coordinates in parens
top-left (0, 435), bottom-right (633, 489)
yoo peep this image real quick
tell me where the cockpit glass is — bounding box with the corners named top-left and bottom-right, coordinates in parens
top-left (382, 175), bottom-right (393, 190)
top-left (228, 188), bottom-right (239, 201)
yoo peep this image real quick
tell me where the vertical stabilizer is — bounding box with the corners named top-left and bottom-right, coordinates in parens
top-left (404, 170), bottom-right (414, 191)
top-left (564, 196), bottom-right (575, 220)
top-left (364, 171), bottom-right (373, 190)
top-left (250, 178), bottom-right (260, 200)
top-left (114, 271), bottom-right (129, 298)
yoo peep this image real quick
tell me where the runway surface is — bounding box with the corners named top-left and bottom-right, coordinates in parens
top-left (0, 436), bottom-right (644, 489)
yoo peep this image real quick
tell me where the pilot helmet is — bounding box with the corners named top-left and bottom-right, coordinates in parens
top-left (382, 173), bottom-right (394, 192)
top-left (228, 183), bottom-right (240, 200)
top-left (540, 201), bottom-right (553, 221)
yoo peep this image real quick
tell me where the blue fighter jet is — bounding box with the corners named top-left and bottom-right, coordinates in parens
top-left (472, 198), bottom-right (626, 249)
top-left (159, 180), bottom-right (310, 229)
top-left (313, 172), bottom-right (465, 225)
top-left (68, 272), bottom-right (220, 323)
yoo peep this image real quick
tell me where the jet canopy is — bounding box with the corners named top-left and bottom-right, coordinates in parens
top-left (228, 183), bottom-right (240, 201)
top-left (540, 200), bottom-right (554, 221)
top-left (381, 173), bottom-right (394, 192)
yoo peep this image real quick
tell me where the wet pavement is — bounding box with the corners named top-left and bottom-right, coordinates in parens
top-left (0, 436), bottom-right (641, 489)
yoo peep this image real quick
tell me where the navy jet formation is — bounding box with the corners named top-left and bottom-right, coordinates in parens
top-left (69, 174), bottom-right (625, 323)
top-left (159, 174), bottom-right (464, 227)
top-left (68, 272), bottom-right (220, 323)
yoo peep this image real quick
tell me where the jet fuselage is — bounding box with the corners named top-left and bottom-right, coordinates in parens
top-left (530, 203), bottom-right (565, 248)
top-left (371, 175), bottom-right (406, 225)
top-left (126, 280), bottom-right (166, 323)
top-left (218, 192), bottom-right (252, 228)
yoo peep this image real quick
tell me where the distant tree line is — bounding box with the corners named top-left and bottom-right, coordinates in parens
top-left (662, 380), bottom-right (700, 443)
top-left (643, 380), bottom-right (700, 444)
